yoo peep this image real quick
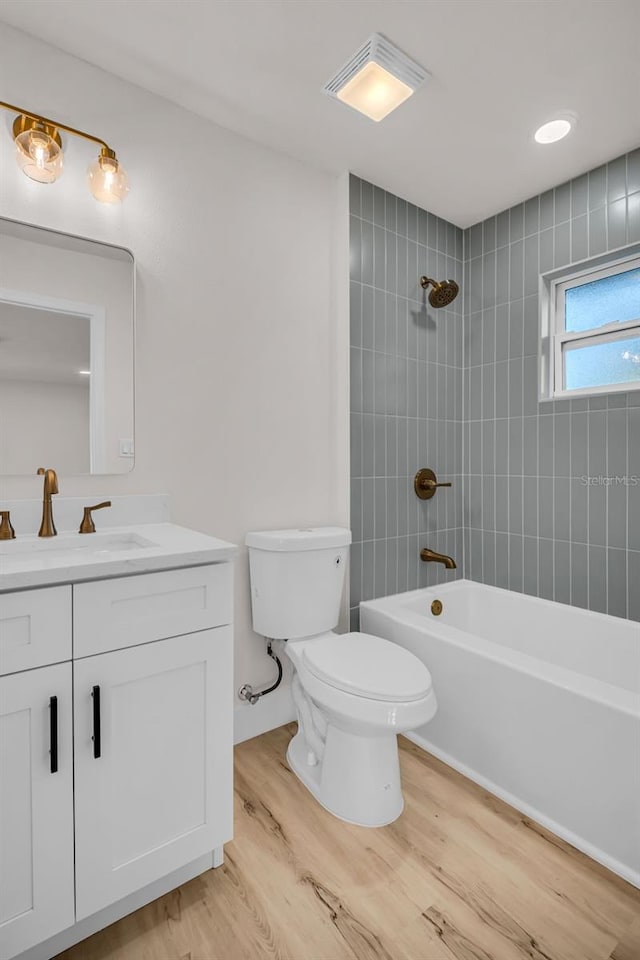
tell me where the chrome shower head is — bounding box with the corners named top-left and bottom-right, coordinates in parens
top-left (420, 276), bottom-right (459, 308)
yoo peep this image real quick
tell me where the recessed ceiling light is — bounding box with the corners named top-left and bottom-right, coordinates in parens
top-left (323, 34), bottom-right (429, 122)
top-left (534, 117), bottom-right (574, 144)
top-left (78, 370), bottom-right (91, 376)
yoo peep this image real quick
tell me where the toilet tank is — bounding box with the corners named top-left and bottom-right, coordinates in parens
top-left (245, 527), bottom-right (351, 639)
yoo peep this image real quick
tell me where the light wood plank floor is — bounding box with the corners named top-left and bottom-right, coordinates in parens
top-left (57, 724), bottom-right (640, 960)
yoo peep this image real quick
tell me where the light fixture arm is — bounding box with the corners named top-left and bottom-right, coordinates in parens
top-left (0, 100), bottom-right (117, 159)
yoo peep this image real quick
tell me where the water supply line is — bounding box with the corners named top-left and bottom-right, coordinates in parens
top-left (238, 641), bottom-right (283, 705)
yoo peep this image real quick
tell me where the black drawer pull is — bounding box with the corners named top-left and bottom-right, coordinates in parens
top-left (91, 685), bottom-right (101, 759)
top-left (49, 696), bottom-right (58, 774)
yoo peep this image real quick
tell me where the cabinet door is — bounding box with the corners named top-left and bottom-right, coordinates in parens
top-left (0, 663), bottom-right (74, 959)
top-left (74, 627), bottom-right (233, 920)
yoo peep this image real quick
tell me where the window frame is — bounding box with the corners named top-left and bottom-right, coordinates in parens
top-left (540, 247), bottom-right (640, 401)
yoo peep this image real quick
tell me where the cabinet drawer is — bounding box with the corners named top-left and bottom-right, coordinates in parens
top-left (0, 587), bottom-right (72, 676)
top-left (73, 564), bottom-right (233, 658)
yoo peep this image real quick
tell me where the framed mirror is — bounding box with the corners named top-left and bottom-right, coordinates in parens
top-left (0, 217), bottom-right (134, 475)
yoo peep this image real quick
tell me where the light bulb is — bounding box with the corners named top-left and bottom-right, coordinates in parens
top-left (87, 154), bottom-right (129, 204)
top-left (15, 128), bottom-right (63, 183)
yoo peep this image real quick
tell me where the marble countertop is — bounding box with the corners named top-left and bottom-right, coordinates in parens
top-left (0, 523), bottom-right (236, 592)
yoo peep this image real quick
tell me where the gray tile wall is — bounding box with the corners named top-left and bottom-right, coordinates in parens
top-left (349, 176), bottom-right (464, 629)
top-left (463, 149), bottom-right (640, 620)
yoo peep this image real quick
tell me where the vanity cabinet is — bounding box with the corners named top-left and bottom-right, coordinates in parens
top-left (0, 562), bottom-right (233, 960)
top-left (0, 663), bottom-right (75, 960)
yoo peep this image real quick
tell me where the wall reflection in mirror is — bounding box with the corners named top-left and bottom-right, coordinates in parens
top-left (0, 218), bottom-right (134, 475)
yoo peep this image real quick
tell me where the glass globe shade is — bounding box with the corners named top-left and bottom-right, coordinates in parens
top-left (87, 155), bottom-right (129, 204)
top-left (15, 129), bottom-right (63, 183)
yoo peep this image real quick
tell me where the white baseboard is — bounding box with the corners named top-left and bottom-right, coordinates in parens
top-left (405, 731), bottom-right (640, 890)
top-left (234, 680), bottom-right (296, 744)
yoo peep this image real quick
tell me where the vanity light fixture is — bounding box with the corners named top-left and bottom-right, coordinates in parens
top-left (323, 34), bottom-right (430, 122)
top-left (0, 100), bottom-right (129, 203)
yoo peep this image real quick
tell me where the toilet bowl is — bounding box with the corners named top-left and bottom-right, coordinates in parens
top-left (246, 527), bottom-right (438, 827)
top-left (285, 631), bottom-right (436, 826)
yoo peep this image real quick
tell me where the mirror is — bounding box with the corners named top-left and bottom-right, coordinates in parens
top-left (0, 217), bottom-right (134, 475)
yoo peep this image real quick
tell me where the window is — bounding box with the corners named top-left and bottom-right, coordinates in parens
top-left (540, 251), bottom-right (640, 399)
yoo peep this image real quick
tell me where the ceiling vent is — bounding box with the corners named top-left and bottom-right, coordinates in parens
top-left (323, 34), bottom-right (430, 122)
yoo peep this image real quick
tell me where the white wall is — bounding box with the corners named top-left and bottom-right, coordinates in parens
top-left (0, 25), bottom-right (350, 738)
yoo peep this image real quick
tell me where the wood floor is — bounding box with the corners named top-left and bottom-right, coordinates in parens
top-left (57, 724), bottom-right (640, 960)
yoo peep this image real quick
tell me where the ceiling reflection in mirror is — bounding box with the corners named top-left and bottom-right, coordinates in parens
top-left (0, 217), bottom-right (134, 475)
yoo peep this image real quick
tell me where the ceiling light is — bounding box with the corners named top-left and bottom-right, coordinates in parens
top-left (1, 100), bottom-right (129, 203)
top-left (78, 370), bottom-right (91, 376)
top-left (323, 33), bottom-right (429, 122)
top-left (534, 117), bottom-right (574, 144)
top-left (337, 62), bottom-right (413, 123)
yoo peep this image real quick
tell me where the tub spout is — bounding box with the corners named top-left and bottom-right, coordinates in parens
top-left (420, 547), bottom-right (456, 569)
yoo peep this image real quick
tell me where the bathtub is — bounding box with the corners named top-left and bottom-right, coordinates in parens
top-left (360, 579), bottom-right (640, 887)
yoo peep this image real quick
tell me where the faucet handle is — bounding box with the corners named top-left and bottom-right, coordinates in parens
top-left (79, 501), bottom-right (112, 534)
top-left (414, 468), bottom-right (452, 500)
top-left (0, 511), bottom-right (16, 540)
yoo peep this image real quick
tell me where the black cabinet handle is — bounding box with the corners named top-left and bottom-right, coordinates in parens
top-left (49, 696), bottom-right (58, 774)
top-left (91, 685), bottom-right (101, 759)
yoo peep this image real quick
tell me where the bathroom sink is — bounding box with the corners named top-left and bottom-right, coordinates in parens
top-left (0, 522), bottom-right (236, 591)
top-left (0, 531), bottom-right (156, 557)
top-left (0, 530), bottom-right (159, 580)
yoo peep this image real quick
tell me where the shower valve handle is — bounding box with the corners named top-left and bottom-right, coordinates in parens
top-left (414, 468), bottom-right (452, 500)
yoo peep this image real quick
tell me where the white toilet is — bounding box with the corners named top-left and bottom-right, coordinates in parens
top-left (245, 526), bottom-right (437, 827)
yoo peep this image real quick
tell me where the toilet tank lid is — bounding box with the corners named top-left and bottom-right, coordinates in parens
top-left (245, 527), bottom-right (351, 552)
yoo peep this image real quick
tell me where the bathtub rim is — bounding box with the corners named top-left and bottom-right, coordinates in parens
top-left (360, 581), bottom-right (640, 718)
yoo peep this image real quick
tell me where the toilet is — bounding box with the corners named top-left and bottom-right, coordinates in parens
top-left (245, 526), bottom-right (437, 827)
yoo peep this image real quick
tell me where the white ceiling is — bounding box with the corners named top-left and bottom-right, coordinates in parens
top-left (1, 0), bottom-right (639, 227)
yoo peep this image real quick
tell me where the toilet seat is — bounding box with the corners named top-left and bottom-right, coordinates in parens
top-left (301, 631), bottom-right (432, 702)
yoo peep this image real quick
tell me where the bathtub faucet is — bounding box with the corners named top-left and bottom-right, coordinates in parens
top-left (420, 547), bottom-right (457, 569)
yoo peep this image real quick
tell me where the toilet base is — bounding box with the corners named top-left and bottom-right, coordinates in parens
top-left (286, 723), bottom-right (404, 828)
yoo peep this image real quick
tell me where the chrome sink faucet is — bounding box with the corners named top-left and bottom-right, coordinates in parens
top-left (37, 467), bottom-right (58, 537)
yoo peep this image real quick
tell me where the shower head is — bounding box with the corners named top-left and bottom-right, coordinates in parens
top-left (420, 276), bottom-right (459, 308)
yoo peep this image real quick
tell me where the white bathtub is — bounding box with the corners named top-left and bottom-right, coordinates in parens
top-left (360, 579), bottom-right (640, 887)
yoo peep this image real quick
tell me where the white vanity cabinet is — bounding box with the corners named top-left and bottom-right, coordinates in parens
top-left (0, 560), bottom-right (233, 960)
top-left (0, 587), bottom-right (75, 958)
top-left (0, 662), bottom-right (75, 959)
